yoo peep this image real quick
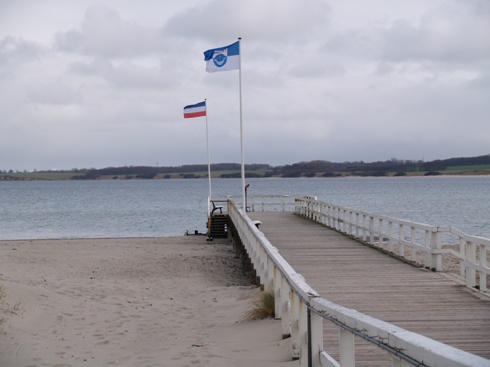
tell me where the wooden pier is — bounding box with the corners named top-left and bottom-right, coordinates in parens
top-left (247, 211), bottom-right (490, 364)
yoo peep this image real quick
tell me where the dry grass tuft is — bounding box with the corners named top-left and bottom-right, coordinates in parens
top-left (243, 290), bottom-right (275, 320)
top-left (0, 283), bottom-right (6, 325)
top-left (0, 282), bottom-right (22, 325)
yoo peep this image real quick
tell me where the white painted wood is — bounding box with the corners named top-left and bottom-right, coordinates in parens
top-left (388, 221), bottom-right (394, 252)
top-left (467, 241), bottom-right (477, 287)
top-left (273, 266), bottom-right (282, 318)
top-left (227, 197), bottom-right (490, 367)
top-left (399, 224), bottom-right (406, 257)
top-left (291, 292), bottom-right (301, 360)
top-left (362, 214), bottom-right (367, 241)
top-left (299, 301), bottom-right (309, 367)
top-left (320, 351), bottom-right (341, 367)
top-left (339, 329), bottom-right (355, 367)
top-left (293, 195), bottom-right (490, 292)
top-left (312, 297), bottom-right (490, 367)
top-left (265, 256), bottom-right (274, 292)
top-left (390, 356), bottom-right (412, 367)
top-left (310, 312), bottom-right (324, 367)
top-left (481, 246), bottom-right (488, 292)
top-left (410, 227), bottom-right (417, 261)
top-left (424, 230), bottom-right (431, 268)
top-left (431, 229), bottom-right (442, 271)
top-left (355, 212), bottom-right (360, 238)
top-left (280, 276), bottom-right (291, 338)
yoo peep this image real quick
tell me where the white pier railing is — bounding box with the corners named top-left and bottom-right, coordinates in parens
top-left (227, 196), bottom-right (490, 367)
top-left (295, 195), bottom-right (490, 293)
top-left (209, 194), bottom-right (296, 215)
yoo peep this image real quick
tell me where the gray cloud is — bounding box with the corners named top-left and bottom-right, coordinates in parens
top-left (69, 58), bottom-right (182, 90)
top-left (55, 5), bottom-right (164, 58)
top-left (164, 0), bottom-right (330, 42)
top-left (0, 36), bottom-right (46, 77)
top-left (377, 4), bottom-right (490, 64)
top-left (0, 0), bottom-right (489, 171)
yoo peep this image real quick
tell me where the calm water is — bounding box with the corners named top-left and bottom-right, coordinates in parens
top-left (0, 176), bottom-right (489, 240)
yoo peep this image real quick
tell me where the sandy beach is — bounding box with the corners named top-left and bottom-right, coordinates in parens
top-left (0, 236), bottom-right (296, 367)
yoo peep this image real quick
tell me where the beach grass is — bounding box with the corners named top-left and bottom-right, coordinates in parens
top-left (0, 283), bottom-right (6, 325)
top-left (0, 282), bottom-right (22, 325)
top-left (243, 290), bottom-right (275, 320)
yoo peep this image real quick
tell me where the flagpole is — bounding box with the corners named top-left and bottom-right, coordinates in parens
top-left (238, 37), bottom-right (246, 212)
top-left (205, 98), bottom-right (212, 200)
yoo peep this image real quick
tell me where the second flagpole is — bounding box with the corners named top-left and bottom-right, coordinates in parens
top-left (205, 99), bottom-right (212, 200)
top-left (238, 37), bottom-right (246, 212)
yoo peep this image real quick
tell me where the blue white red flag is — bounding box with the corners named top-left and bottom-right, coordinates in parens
top-left (203, 41), bottom-right (240, 73)
top-left (183, 101), bottom-right (206, 118)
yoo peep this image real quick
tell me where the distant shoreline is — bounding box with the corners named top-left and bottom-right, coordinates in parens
top-left (1, 171), bottom-right (490, 181)
top-left (2, 154), bottom-right (490, 180)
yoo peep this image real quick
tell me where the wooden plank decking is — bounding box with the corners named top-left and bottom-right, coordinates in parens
top-left (248, 211), bottom-right (490, 364)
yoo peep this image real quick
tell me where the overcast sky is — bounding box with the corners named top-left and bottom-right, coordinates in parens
top-left (1, 0), bottom-right (489, 171)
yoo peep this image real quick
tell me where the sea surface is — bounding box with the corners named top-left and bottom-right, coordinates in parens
top-left (0, 176), bottom-right (489, 240)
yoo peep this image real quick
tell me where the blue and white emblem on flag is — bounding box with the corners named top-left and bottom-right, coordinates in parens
top-left (204, 41), bottom-right (240, 73)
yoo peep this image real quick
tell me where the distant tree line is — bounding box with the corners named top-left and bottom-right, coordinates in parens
top-left (272, 155), bottom-right (490, 177)
top-left (72, 163), bottom-right (272, 180)
top-left (5, 154), bottom-right (488, 180)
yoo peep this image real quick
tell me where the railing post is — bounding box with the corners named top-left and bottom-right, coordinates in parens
top-left (291, 292), bottom-right (301, 360)
top-left (321, 203), bottom-right (326, 226)
top-left (339, 208), bottom-right (342, 231)
top-left (388, 221), bottom-right (394, 252)
top-left (379, 218), bottom-right (384, 245)
top-left (430, 228), bottom-right (442, 271)
top-left (265, 256), bottom-right (274, 292)
top-left (410, 227), bottom-right (416, 261)
top-left (390, 356), bottom-right (413, 367)
top-left (337, 209), bottom-right (342, 231)
top-left (362, 214), bottom-right (367, 241)
top-left (480, 246), bottom-right (487, 292)
top-left (466, 241), bottom-right (476, 288)
top-left (349, 210), bottom-right (353, 235)
top-left (399, 224), bottom-right (405, 257)
top-left (339, 328), bottom-right (355, 367)
top-left (309, 308), bottom-right (323, 367)
top-left (281, 277), bottom-right (291, 339)
top-left (299, 301), bottom-right (308, 367)
top-left (355, 212), bottom-right (360, 238)
top-left (343, 209), bottom-right (347, 233)
top-left (459, 238), bottom-right (466, 278)
top-left (273, 266), bottom-right (282, 318)
top-left (260, 246), bottom-right (268, 286)
top-left (369, 216), bottom-right (375, 243)
top-left (424, 230), bottom-right (431, 268)
top-left (316, 199), bottom-right (320, 222)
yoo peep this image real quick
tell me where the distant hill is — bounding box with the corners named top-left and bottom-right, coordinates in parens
top-left (1, 154), bottom-right (489, 180)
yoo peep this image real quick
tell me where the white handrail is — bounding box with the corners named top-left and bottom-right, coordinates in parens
top-left (227, 198), bottom-right (490, 367)
top-left (223, 194), bottom-right (296, 213)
